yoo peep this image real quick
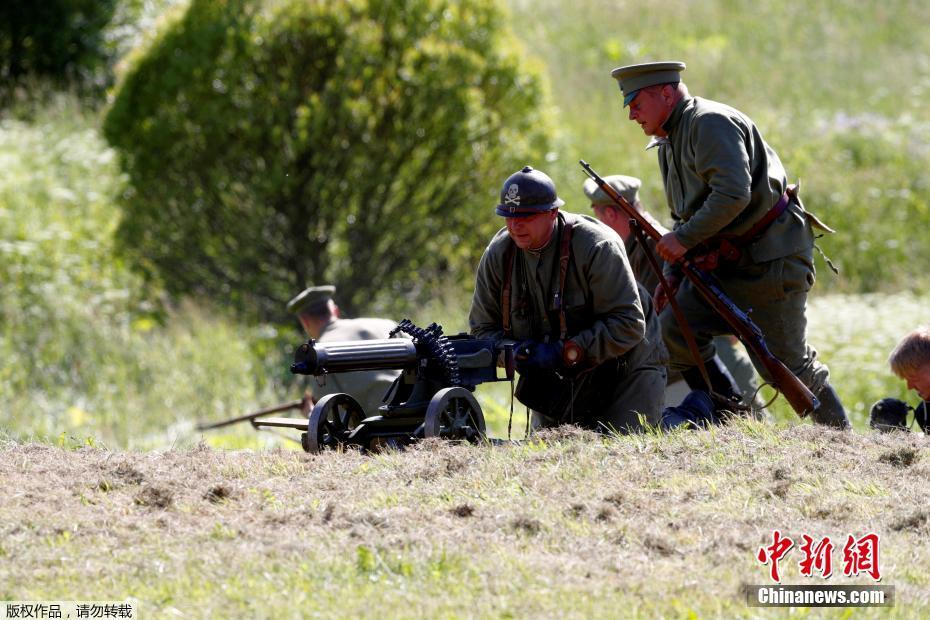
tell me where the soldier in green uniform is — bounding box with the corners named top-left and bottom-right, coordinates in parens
top-left (287, 285), bottom-right (399, 416)
top-left (583, 174), bottom-right (768, 416)
top-left (609, 61), bottom-right (849, 428)
top-left (469, 166), bottom-right (668, 432)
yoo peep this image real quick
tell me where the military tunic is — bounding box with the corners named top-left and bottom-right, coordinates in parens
top-left (469, 211), bottom-right (668, 431)
top-left (625, 233), bottom-right (661, 294)
top-left (313, 318), bottom-right (401, 415)
top-left (654, 95), bottom-right (830, 394)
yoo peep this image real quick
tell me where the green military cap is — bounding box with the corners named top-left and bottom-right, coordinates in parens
top-left (610, 61), bottom-right (686, 106)
top-left (583, 174), bottom-right (641, 208)
top-left (287, 285), bottom-right (336, 315)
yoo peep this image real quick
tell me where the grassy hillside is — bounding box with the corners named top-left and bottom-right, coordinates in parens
top-left (2, 425), bottom-right (928, 617)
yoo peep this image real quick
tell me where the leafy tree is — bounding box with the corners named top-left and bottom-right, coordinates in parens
top-left (0, 0), bottom-right (117, 101)
top-left (104, 0), bottom-right (553, 319)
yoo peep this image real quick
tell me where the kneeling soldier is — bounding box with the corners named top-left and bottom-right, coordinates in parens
top-left (469, 166), bottom-right (668, 432)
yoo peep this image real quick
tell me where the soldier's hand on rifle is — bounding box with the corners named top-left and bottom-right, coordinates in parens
top-left (654, 273), bottom-right (681, 314)
top-left (514, 340), bottom-right (563, 372)
top-left (656, 232), bottom-right (688, 262)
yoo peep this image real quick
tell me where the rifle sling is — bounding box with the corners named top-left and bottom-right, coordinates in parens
top-left (501, 214), bottom-right (574, 342)
top-left (556, 216), bottom-right (574, 341)
top-left (502, 242), bottom-right (516, 338)
top-left (631, 220), bottom-right (714, 395)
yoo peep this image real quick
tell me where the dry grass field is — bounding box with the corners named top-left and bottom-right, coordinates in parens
top-left (2, 422), bottom-right (928, 618)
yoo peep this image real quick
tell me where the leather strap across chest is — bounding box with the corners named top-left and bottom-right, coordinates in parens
top-left (692, 186), bottom-right (794, 270)
top-left (501, 216), bottom-right (574, 340)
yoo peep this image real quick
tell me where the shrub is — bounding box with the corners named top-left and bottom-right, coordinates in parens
top-left (104, 0), bottom-right (553, 319)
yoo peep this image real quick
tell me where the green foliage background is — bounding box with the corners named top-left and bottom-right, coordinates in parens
top-left (0, 0), bottom-right (119, 102)
top-left (1, 0), bottom-right (930, 448)
top-left (104, 0), bottom-right (552, 320)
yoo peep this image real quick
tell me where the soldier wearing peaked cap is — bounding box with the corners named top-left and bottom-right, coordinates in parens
top-left (609, 61), bottom-right (850, 428)
top-left (583, 174), bottom-right (768, 416)
top-left (469, 166), bottom-right (669, 433)
top-left (288, 285), bottom-right (399, 415)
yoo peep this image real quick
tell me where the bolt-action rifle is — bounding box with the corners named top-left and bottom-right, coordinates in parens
top-left (580, 160), bottom-right (818, 417)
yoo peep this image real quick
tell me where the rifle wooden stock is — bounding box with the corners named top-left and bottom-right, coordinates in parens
top-left (579, 160), bottom-right (818, 417)
top-left (196, 397), bottom-right (309, 431)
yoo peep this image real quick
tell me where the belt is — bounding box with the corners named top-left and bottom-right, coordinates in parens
top-left (691, 187), bottom-right (794, 270)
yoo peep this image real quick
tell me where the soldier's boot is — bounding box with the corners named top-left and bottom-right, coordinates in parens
top-left (810, 383), bottom-right (852, 430)
top-left (682, 355), bottom-right (740, 397)
top-left (682, 356), bottom-right (749, 420)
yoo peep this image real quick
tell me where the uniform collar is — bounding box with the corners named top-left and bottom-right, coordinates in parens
top-left (661, 95), bottom-right (691, 136)
top-left (645, 136), bottom-right (668, 150)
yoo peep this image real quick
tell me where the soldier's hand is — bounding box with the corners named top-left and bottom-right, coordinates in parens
top-left (514, 340), bottom-right (563, 372)
top-left (653, 274), bottom-right (680, 313)
top-left (656, 232), bottom-right (688, 262)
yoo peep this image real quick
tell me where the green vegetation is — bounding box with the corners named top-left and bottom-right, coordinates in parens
top-left (0, 99), bottom-right (291, 449)
top-left (0, 0), bottom-right (118, 103)
top-left (104, 0), bottom-right (552, 320)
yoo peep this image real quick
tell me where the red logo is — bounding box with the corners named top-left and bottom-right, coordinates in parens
top-left (757, 531), bottom-right (881, 582)
top-left (757, 530), bottom-right (794, 583)
top-left (842, 533), bottom-right (881, 581)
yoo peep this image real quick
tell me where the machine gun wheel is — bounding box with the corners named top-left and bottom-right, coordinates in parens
top-left (423, 387), bottom-right (486, 442)
top-left (303, 393), bottom-right (365, 453)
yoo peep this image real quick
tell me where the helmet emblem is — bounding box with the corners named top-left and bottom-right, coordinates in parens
top-left (504, 183), bottom-right (520, 205)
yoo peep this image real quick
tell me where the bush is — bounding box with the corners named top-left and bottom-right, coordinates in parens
top-left (104, 0), bottom-right (553, 320)
top-left (0, 0), bottom-right (118, 102)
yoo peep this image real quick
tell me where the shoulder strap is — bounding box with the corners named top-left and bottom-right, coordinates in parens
top-left (501, 241), bottom-right (516, 338)
top-left (556, 216), bottom-right (574, 341)
top-left (502, 214), bottom-right (574, 341)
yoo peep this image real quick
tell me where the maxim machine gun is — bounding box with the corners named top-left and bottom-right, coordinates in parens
top-left (251, 320), bottom-right (514, 453)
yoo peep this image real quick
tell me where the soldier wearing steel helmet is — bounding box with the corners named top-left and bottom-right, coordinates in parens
top-left (469, 166), bottom-right (668, 432)
top-left (609, 61), bottom-right (849, 428)
top-left (287, 285), bottom-right (399, 416)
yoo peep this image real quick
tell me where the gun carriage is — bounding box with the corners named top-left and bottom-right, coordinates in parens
top-left (246, 320), bottom-right (513, 453)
